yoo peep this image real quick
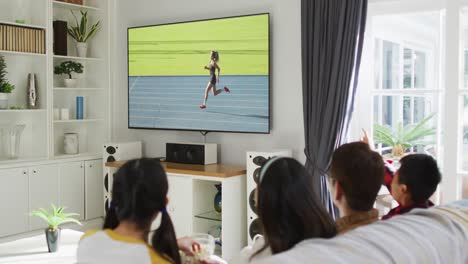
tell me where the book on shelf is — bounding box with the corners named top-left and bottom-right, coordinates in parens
top-left (0, 24), bottom-right (45, 54)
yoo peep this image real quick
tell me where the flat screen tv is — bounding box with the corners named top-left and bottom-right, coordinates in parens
top-left (128, 13), bottom-right (270, 133)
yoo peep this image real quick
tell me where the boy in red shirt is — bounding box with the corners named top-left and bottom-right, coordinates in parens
top-left (382, 154), bottom-right (441, 220)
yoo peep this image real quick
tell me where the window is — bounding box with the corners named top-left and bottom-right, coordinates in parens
top-left (372, 38), bottom-right (439, 157)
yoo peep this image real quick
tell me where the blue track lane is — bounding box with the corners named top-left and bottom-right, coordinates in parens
top-left (129, 75), bottom-right (269, 132)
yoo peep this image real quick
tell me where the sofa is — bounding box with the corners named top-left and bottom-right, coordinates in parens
top-left (253, 200), bottom-right (468, 264)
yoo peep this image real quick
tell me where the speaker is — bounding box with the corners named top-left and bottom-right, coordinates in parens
top-left (53, 20), bottom-right (67, 56)
top-left (103, 142), bottom-right (142, 214)
top-left (246, 150), bottom-right (292, 245)
top-left (166, 143), bottom-right (217, 165)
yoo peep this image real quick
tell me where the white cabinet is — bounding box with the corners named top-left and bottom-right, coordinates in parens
top-left (166, 175), bottom-right (193, 237)
top-left (85, 159), bottom-right (104, 220)
top-left (29, 165), bottom-right (59, 230)
top-left (0, 168), bottom-right (29, 237)
top-left (59, 162), bottom-right (85, 221)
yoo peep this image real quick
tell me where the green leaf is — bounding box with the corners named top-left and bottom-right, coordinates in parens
top-left (30, 204), bottom-right (81, 228)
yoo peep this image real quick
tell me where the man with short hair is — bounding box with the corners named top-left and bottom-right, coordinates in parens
top-left (328, 142), bottom-right (385, 234)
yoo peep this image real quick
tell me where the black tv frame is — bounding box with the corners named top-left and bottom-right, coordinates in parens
top-left (127, 13), bottom-right (271, 134)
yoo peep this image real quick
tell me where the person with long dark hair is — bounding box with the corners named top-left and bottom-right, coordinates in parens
top-left (199, 50), bottom-right (230, 109)
top-left (237, 157), bottom-right (337, 262)
top-left (77, 158), bottom-right (199, 264)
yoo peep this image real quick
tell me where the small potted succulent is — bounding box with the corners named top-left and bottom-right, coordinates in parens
top-left (0, 55), bottom-right (15, 109)
top-left (54, 61), bottom-right (83, 88)
top-left (31, 204), bottom-right (81, 253)
top-left (68, 10), bottom-right (101, 57)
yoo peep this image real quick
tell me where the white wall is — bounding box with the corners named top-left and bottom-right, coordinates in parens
top-left (112, 0), bottom-right (304, 165)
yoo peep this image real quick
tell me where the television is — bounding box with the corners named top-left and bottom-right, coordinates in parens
top-left (128, 13), bottom-right (270, 134)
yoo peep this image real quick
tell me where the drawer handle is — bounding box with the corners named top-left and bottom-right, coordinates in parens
top-left (33, 170), bottom-right (37, 174)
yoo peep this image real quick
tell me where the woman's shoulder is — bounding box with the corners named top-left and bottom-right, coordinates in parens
top-left (80, 229), bottom-right (100, 241)
top-left (146, 246), bottom-right (172, 264)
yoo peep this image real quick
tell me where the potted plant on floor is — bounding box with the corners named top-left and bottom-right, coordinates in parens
top-left (0, 55), bottom-right (15, 110)
top-left (68, 10), bottom-right (100, 57)
top-left (31, 204), bottom-right (81, 253)
top-left (54, 61), bottom-right (84, 88)
top-left (373, 113), bottom-right (436, 159)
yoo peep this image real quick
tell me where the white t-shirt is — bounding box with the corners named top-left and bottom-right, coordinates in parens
top-left (76, 229), bottom-right (170, 264)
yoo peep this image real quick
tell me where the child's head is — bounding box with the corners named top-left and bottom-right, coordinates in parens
top-left (103, 158), bottom-right (180, 264)
top-left (391, 154), bottom-right (441, 206)
top-left (329, 142), bottom-right (385, 214)
top-left (255, 157), bottom-right (336, 256)
top-left (210, 50), bottom-right (219, 62)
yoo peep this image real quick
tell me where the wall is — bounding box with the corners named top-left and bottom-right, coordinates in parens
top-left (112, 0), bottom-right (304, 165)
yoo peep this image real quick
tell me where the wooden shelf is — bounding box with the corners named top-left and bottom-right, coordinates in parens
top-left (0, 21), bottom-right (46, 30)
top-left (54, 119), bottom-right (104, 124)
top-left (53, 55), bottom-right (102, 62)
top-left (54, 87), bottom-right (104, 91)
top-left (0, 109), bottom-right (47, 113)
top-left (52, 1), bottom-right (101, 11)
top-left (106, 161), bottom-right (246, 178)
top-left (0, 50), bottom-right (46, 57)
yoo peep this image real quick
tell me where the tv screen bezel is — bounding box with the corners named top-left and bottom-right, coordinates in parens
top-left (127, 13), bottom-right (271, 134)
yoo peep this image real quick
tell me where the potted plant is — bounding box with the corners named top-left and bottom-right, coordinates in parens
top-left (54, 61), bottom-right (84, 88)
top-left (68, 10), bottom-right (100, 57)
top-left (0, 55), bottom-right (15, 110)
top-left (31, 204), bottom-right (81, 253)
top-left (373, 114), bottom-right (436, 158)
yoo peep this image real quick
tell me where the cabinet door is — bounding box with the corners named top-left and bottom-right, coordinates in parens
top-left (59, 161), bottom-right (85, 221)
top-left (29, 165), bottom-right (60, 230)
top-left (85, 159), bottom-right (104, 220)
top-left (0, 168), bottom-right (28, 237)
top-left (154, 175), bottom-right (193, 237)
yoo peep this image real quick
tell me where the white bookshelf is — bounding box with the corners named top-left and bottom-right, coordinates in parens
top-left (0, 0), bottom-right (110, 162)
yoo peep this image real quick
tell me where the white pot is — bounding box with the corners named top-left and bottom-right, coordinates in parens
top-left (76, 42), bottom-right (88, 57)
top-left (0, 93), bottom-right (8, 110)
top-left (64, 79), bottom-right (77, 88)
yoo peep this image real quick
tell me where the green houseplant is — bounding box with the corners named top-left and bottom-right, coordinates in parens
top-left (54, 61), bottom-right (84, 88)
top-left (68, 10), bottom-right (101, 57)
top-left (373, 114), bottom-right (436, 158)
top-left (31, 204), bottom-right (81, 253)
top-left (0, 55), bottom-right (15, 109)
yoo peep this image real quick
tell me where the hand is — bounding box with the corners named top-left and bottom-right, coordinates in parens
top-left (204, 66), bottom-right (209, 70)
top-left (361, 129), bottom-right (369, 144)
top-left (177, 237), bottom-right (199, 256)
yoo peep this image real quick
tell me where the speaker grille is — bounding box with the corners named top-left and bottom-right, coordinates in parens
top-left (106, 146), bottom-right (116, 155)
top-left (104, 173), bottom-right (108, 192)
top-left (249, 218), bottom-right (262, 239)
top-left (107, 156), bottom-right (116, 163)
top-left (249, 189), bottom-right (257, 214)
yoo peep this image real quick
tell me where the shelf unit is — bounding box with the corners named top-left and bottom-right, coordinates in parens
top-left (0, 0), bottom-right (110, 162)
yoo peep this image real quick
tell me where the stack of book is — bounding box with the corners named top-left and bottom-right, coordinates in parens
top-left (0, 24), bottom-right (46, 54)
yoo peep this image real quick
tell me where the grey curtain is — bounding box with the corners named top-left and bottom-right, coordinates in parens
top-left (301, 0), bottom-right (368, 218)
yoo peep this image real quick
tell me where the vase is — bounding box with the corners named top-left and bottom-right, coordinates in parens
top-left (27, 73), bottom-right (38, 109)
top-left (0, 93), bottom-right (7, 109)
top-left (45, 228), bottom-right (61, 253)
top-left (64, 133), bottom-right (79, 154)
top-left (64, 79), bottom-right (77, 88)
top-left (214, 184), bottom-right (222, 213)
top-left (0, 124), bottom-right (26, 159)
top-left (76, 42), bottom-right (88, 57)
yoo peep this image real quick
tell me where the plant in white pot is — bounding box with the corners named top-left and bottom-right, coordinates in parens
top-left (31, 204), bottom-right (81, 253)
top-left (68, 10), bottom-right (100, 57)
top-left (0, 55), bottom-right (15, 110)
top-left (54, 61), bottom-right (83, 88)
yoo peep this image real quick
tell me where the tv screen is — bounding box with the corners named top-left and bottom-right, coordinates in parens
top-left (128, 14), bottom-right (270, 133)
